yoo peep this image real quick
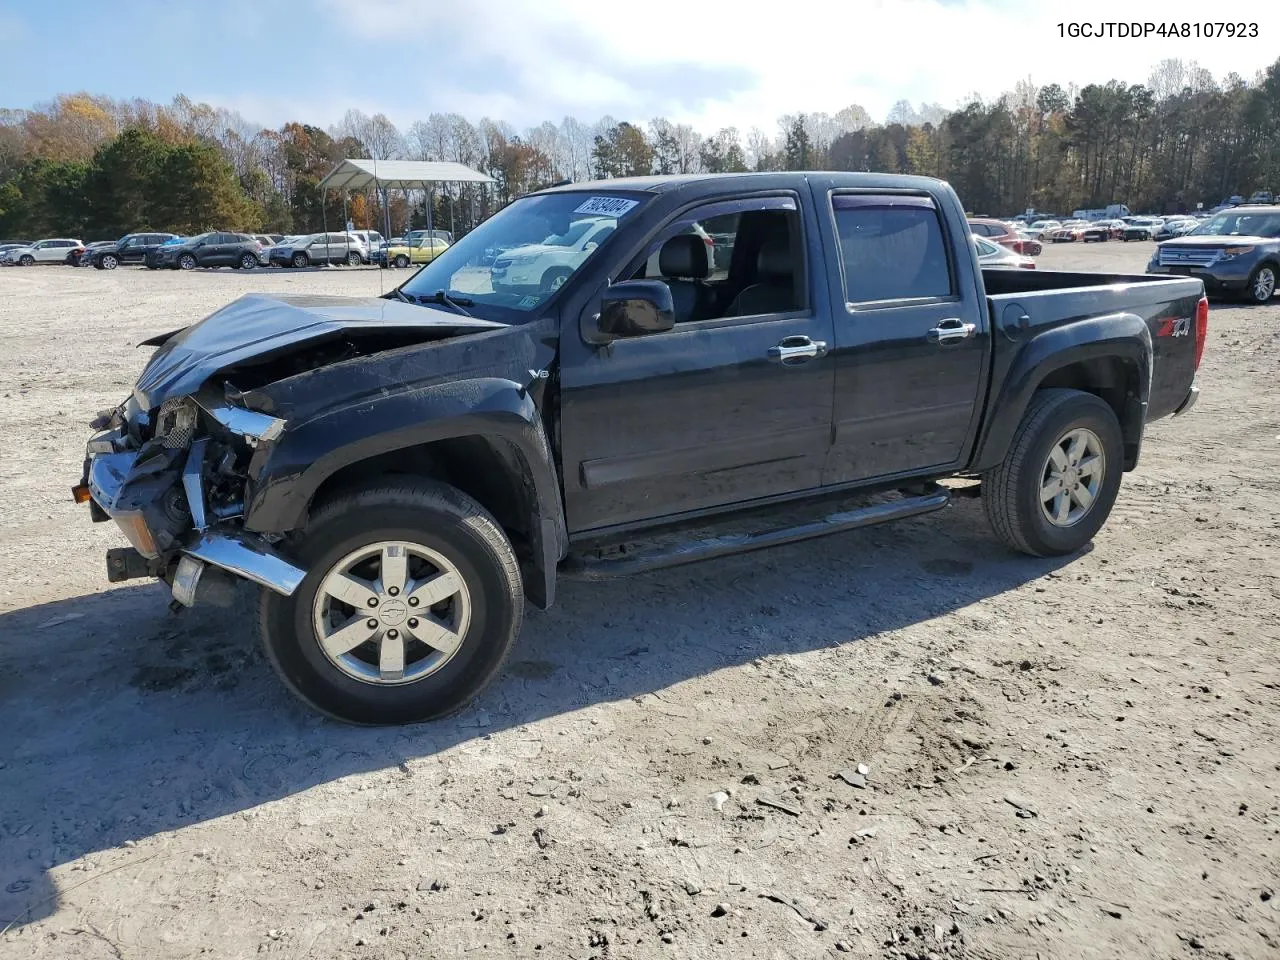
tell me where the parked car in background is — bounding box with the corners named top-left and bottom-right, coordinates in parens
top-left (377, 236), bottom-right (451, 268)
top-left (1046, 222), bottom-right (1088, 243)
top-left (1025, 219), bottom-right (1061, 239)
top-left (2, 238), bottom-right (84, 265)
top-left (88, 232), bottom-right (179, 269)
top-left (349, 230), bottom-right (385, 251)
top-left (490, 216), bottom-right (618, 293)
top-left (1121, 218), bottom-right (1162, 241)
top-left (75, 240), bottom-right (117, 266)
top-left (1079, 222), bottom-right (1112, 243)
top-left (1154, 218), bottom-right (1198, 241)
top-left (269, 233), bottom-right (367, 268)
top-left (974, 235), bottom-right (1035, 269)
top-left (1148, 205), bottom-right (1280, 303)
top-left (403, 229), bottom-right (454, 246)
top-left (1246, 191), bottom-right (1273, 206)
top-left (969, 218), bottom-right (1039, 255)
top-left (148, 232), bottom-right (264, 270)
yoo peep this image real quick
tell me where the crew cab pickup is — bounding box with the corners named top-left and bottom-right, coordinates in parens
top-left (76, 173), bottom-right (1207, 724)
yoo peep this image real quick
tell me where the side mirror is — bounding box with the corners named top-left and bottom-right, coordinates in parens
top-left (597, 280), bottom-right (675, 341)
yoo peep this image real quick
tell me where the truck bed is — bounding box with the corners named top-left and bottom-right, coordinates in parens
top-left (983, 269), bottom-right (1205, 423)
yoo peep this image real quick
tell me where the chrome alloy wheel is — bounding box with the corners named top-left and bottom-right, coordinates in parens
top-left (312, 541), bottom-right (471, 685)
top-left (1039, 427), bottom-right (1105, 527)
top-left (1253, 266), bottom-right (1276, 302)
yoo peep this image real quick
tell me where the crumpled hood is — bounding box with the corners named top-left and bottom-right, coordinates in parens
top-left (133, 293), bottom-right (503, 408)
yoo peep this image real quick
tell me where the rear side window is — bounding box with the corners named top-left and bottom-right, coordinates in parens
top-left (832, 195), bottom-right (953, 304)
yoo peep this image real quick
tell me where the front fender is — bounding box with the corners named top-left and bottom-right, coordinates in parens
top-left (243, 377), bottom-right (568, 606)
top-left (972, 312), bottom-right (1152, 473)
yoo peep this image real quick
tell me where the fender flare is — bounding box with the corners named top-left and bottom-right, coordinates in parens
top-left (971, 312), bottom-right (1152, 473)
top-left (243, 378), bottom-right (567, 607)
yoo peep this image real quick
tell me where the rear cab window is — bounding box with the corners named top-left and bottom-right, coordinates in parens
top-left (831, 194), bottom-right (954, 304)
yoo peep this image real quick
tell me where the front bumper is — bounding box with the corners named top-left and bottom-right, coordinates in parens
top-left (1148, 260), bottom-right (1252, 292)
top-left (83, 438), bottom-right (305, 602)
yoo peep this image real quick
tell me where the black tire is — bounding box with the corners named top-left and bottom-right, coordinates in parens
top-left (539, 267), bottom-right (571, 293)
top-left (240, 253), bottom-right (258, 270)
top-left (18, 254), bottom-right (34, 266)
top-left (347, 251), bottom-right (362, 266)
top-left (258, 479), bottom-right (524, 725)
top-left (292, 252), bottom-right (309, 268)
top-left (101, 253), bottom-right (119, 270)
top-left (178, 253), bottom-right (197, 271)
top-left (982, 388), bottom-right (1124, 557)
top-left (1244, 263), bottom-right (1277, 304)
top-left (394, 254), bottom-right (410, 268)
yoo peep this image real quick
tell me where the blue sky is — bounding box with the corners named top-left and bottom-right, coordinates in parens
top-left (2, 1), bottom-right (1278, 134)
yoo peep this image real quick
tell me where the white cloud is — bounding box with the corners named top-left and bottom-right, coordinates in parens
top-left (299, 0), bottom-right (1280, 134)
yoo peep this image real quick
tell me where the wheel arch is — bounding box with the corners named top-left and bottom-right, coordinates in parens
top-left (972, 313), bottom-right (1151, 474)
top-left (244, 380), bottom-right (568, 609)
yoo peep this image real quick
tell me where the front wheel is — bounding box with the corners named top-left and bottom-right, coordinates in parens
top-left (292, 252), bottom-right (309, 268)
top-left (982, 389), bottom-right (1123, 557)
top-left (1246, 264), bottom-right (1276, 304)
top-left (100, 254), bottom-right (119, 270)
top-left (18, 254), bottom-right (34, 266)
top-left (178, 253), bottom-right (197, 270)
top-left (539, 267), bottom-right (571, 293)
top-left (394, 254), bottom-right (410, 268)
top-left (258, 480), bottom-right (523, 725)
top-left (347, 251), bottom-right (362, 266)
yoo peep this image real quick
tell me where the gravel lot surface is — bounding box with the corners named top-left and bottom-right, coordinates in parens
top-left (1, 246), bottom-right (1277, 960)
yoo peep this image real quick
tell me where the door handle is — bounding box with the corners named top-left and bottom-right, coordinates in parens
top-left (768, 335), bottom-right (828, 364)
top-left (927, 318), bottom-right (977, 344)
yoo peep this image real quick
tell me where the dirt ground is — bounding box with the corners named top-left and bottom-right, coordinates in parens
top-left (0, 244), bottom-right (1277, 960)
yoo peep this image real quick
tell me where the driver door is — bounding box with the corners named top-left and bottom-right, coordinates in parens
top-left (558, 192), bottom-right (837, 534)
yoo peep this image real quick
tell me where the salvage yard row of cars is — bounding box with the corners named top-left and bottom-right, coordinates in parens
top-left (0, 229), bottom-right (456, 271)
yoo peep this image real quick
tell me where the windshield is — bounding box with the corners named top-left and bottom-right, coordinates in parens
top-left (1191, 212), bottom-right (1280, 237)
top-left (400, 191), bottom-right (648, 320)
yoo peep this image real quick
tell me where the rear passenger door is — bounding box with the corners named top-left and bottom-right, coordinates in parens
top-left (812, 185), bottom-right (989, 484)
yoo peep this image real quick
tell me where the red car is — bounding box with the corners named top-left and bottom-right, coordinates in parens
top-left (968, 218), bottom-right (1042, 256)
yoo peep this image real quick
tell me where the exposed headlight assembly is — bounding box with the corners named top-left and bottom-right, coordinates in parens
top-left (155, 397), bottom-right (199, 449)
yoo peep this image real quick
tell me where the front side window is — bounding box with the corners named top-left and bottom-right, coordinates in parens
top-left (626, 195), bottom-right (803, 325)
top-left (832, 194), bottom-right (953, 304)
top-left (401, 190), bottom-right (650, 320)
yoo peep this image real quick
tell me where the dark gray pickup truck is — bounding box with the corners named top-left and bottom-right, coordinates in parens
top-left (77, 172), bottom-right (1207, 724)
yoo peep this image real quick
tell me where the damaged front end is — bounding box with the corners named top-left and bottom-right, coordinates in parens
top-left (76, 391), bottom-right (305, 608)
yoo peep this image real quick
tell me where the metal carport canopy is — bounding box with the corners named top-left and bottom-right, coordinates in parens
top-left (318, 159), bottom-right (494, 190)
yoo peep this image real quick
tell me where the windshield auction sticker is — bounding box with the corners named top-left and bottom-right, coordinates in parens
top-left (573, 196), bottom-right (639, 218)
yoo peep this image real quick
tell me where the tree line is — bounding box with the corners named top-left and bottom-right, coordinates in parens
top-left (1, 56), bottom-right (1277, 242)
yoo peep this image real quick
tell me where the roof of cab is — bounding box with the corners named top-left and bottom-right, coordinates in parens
top-left (536, 171), bottom-right (950, 195)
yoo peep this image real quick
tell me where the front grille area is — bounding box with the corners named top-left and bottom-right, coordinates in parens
top-left (1159, 247), bottom-right (1220, 267)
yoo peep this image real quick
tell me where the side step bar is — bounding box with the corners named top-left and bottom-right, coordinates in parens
top-left (563, 488), bottom-right (951, 580)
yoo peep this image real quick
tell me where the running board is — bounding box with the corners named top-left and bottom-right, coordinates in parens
top-left (563, 488), bottom-right (951, 580)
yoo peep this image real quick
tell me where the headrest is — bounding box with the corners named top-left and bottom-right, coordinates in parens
top-left (658, 234), bottom-right (709, 279)
top-left (756, 233), bottom-right (792, 278)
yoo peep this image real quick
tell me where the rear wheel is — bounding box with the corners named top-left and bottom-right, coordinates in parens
top-left (1246, 264), bottom-right (1276, 304)
top-left (240, 252), bottom-right (258, 270)
top-left (258, 480), bottom-right (523, 725)
top-left (982, 389), bottom-right (1123, 557)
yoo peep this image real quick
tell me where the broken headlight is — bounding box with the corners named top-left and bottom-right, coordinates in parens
top-left (154, 397), bottom-right (198, 450)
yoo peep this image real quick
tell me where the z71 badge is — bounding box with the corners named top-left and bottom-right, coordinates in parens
top-left (1157, 316), bottom-right (1191, 337)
